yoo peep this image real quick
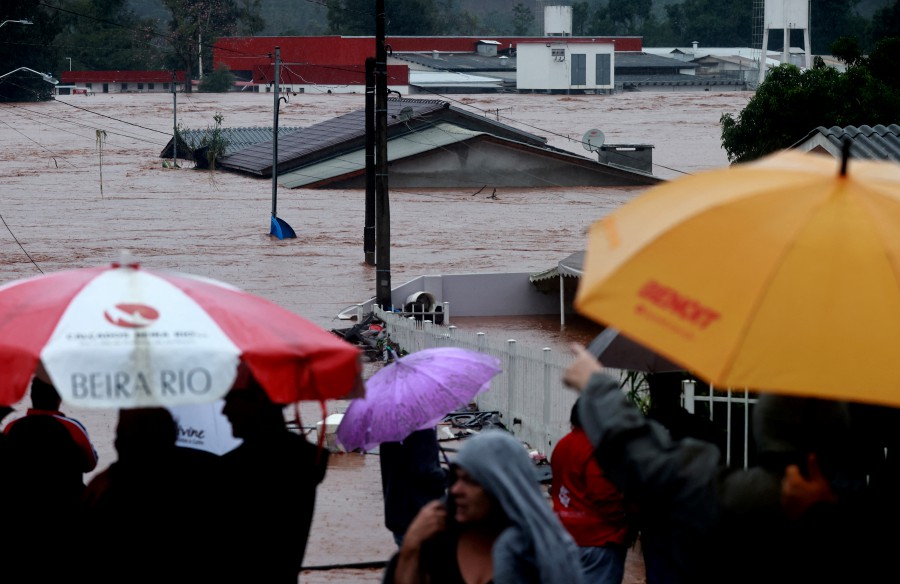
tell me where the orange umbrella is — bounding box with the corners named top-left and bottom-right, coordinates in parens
top-left (575, 148), bottom-right (900, 407)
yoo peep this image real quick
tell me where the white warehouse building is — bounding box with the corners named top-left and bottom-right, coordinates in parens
top-left (516, 41), bottom-right (615, 93)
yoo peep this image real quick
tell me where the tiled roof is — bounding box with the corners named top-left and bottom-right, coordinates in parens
top-left (159, 126), bottom-right (301, 159)
top-left (219, 99), bottom-right (447, 176)
top-left (791, 124), bottom-right (900, 162)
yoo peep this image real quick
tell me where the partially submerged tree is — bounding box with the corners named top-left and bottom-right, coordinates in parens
top-left (199, 63), bottom-right (235, 92)
top-left (720, 36), bottom-right (900, 163)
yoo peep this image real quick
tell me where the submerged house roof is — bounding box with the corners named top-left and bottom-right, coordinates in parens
top-left (218, 97), bottom-right (661, 189)
top-left (278, 124), bottom-right (661, 189)
top-left (790, 124), bottom-right (900, 162)
top-left (219, 98), bottom-right (547, 178)
top-left (159, 126), bottom-right (301, 159)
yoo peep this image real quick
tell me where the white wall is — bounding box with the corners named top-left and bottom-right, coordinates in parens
top-left (516, 42), bottom-right (615, 91)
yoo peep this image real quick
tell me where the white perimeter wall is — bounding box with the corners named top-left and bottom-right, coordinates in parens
top-left (516, 42), bottom-right (615, 90)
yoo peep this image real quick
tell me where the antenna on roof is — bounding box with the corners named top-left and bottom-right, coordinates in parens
top-left (582, 128), bottom-right (605, 153)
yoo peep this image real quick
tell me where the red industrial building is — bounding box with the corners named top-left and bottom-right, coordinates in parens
top-left (213, 36), bottom-right (642, 93)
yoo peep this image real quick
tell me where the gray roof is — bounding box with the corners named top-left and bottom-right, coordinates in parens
top-left (159, 126), bottom-right (300, 159)
top-left (277, 124), bottom-right (660, 189)
top-left (220, 97), bottom-right (549, 177)
top-left (278, 123), bottom-right (482, 188)
top-left (791, 124), bottom-right (900, 162)
top-left (615, 52), bottom-right (699, 70)
top-left (394, 52), bottom-right (516, 73)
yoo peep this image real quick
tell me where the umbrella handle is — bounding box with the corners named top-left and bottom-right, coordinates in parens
top-left (438, 444), bottom-right (451, 468)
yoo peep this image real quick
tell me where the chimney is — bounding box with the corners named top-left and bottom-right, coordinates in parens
top-left (692, 40), bottom-right (699, 50)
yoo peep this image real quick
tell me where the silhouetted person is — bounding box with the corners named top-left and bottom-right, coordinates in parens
top-left (220, 379), bottom-right (329, 583)
top-left (646, 372), bottom-right (725, 456)
top-left (2, 378), bottom-right (98, 580)
top-left (3, 378), bottom-right (97, 507)
top-left (81, 407), bottom-right (222, 583)
top-left (380, 427), bottom-right (448, 547)
top-left (565, 344), bottom-right (874, 584)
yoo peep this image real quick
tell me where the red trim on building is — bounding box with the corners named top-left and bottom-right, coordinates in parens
top-left (60, 71), bottom-right (186, 84)
top-left (213, 36), bottom-right (642, 74)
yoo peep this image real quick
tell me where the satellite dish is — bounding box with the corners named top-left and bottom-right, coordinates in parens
top-left (397, 106), bottom-right (414, 122)
top-left (582, 128), bottom-right (605, 152)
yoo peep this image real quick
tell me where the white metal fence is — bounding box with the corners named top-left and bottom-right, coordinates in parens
top-left (374, 307), bottom-right (758, 467)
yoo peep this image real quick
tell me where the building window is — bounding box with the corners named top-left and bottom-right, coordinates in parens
top-left (148, 83), bottom-right (154, 90)
top-left (137, 83), bottom-right (144, 90)
top-left (163, 83), bottom-right (170, 90)
top-left (596, 54), bottom-right (611, 85)
top-left (121, 83), bottom-right (128, 91)
top-left (571, 54), bottom-right (586, 85)
top-left (86, 83), bottom-right (92, 89)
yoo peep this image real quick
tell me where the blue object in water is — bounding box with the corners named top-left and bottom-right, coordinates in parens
top-left (270, 215), bottom-right (297, 240)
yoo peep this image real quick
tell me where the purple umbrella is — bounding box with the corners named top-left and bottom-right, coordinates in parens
top-left (336, 347), bottom-right (502, 452)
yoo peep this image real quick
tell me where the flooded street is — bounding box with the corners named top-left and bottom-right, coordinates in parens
top-left (0, 90), bottom-right (750, 582)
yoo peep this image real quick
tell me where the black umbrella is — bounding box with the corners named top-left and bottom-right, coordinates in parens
top-left (587, 327), bottom-right (684, 373)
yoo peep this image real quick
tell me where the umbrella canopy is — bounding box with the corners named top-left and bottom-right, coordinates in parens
top-left (0, 260), bottom-right (361, 408)
top-left (588, 327), bottom-right (683, 373)
top-left (335, 347), bottom-right (502, 452)
top-left (575, 149), bottom-right (900, 407)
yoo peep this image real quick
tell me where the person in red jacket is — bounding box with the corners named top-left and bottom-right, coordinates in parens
top-left (550, 397), bottom-right (633, 584)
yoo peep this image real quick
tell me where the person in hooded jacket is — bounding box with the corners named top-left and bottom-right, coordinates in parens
top-left (563, 343), bottom-right (874, 584)
top-left (384, 429), bottom-right (585, 584)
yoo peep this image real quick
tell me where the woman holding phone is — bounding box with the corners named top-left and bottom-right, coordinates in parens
top-left (384, 430), bottom-right (584, 584)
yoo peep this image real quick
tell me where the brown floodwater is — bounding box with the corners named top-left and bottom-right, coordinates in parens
top-left (0, 90), bottom-right (750, 581)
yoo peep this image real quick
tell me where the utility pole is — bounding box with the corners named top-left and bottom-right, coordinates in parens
top-left (270, 46), bottom-right (296, 239)
top-left (364, 57), bottom-right (376, 266)
top-left (374, 0), bottom-right (391, 309)
top-left (172, 70), bottom-right (177, 168)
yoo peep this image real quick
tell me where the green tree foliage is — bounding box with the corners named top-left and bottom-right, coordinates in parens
top-left (55, 0), bottom-right (163, 72)
top-left (0, 0), bottom-right (61, 102)
top-left (720, 37), bottom-right (900, 163)
top-left (871, 0), bottom-right (900, 44)
top-left (512, 3), bottom-right (534, 35)
top-left (608, 0), bottom-right (652, 34)
top-left (661, 0), bottom-right (752, 47)
top-left (326, 0), bottom-right (440, 35)
top-left (161, 0), bottom-right (261, 92)
top-left (198, 63), bottom-right (235, 92)
top-left (809, 0), bottom-right (869, 54)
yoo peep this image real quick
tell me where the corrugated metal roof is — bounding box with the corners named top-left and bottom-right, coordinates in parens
top-left (279, 123), bottom-right (481, 188)
top-left (615, 52), bottom-right (699, 69)
top-left (159, 126), bottom-right (301, 159)
top-left (410, 72), bottom-right (504, 84)
top-left (219, 98), bottom-right (448, 176)
top-left (394, 52), bottom-right (517, 72)
top-left (791, 124), bottom-right (900, 162)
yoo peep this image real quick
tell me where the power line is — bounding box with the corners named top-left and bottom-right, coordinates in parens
top-left (0, 212), bottom-right (44, 275)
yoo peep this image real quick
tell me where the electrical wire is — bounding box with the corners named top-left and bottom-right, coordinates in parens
top-left (0, 213), bottom-right (44, 274)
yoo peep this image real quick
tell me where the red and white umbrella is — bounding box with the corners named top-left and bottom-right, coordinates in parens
top-left (0, 259), bottom-right (361, 409)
